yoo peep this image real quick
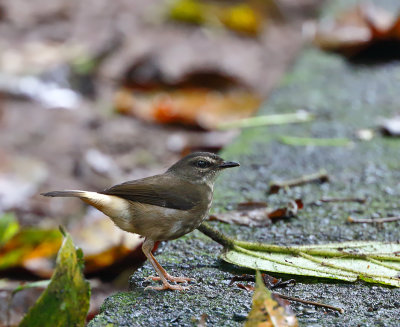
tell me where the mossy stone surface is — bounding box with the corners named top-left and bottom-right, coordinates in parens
top-left (89, 1), bottom-right (400, 326)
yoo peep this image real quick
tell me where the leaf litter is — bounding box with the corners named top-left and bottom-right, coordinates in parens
top-left (222, 241), bottom-right (400, 287)
top-left (114, 61), bottom-right (261, 130)
top-left (314, 3), bottom-right (400, 58)
top-left (209, 200), bottom-right (303, 227)
top-left (0, 211), bottom-right (144, 279)
top-left (198, 223), bottom-right (400, 288)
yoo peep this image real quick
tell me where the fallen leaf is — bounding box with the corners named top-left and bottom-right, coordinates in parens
top-left (167, 0), bottom-right (265, 36)
top-left (0, 225), bottom-right (62, 277)
top-left (115, 87), bottom-right (260, 130)
top-left (237, 283), bottom-right (255, 292)
top-left (0, 212), bottom-right (146, 279)
top-left (221, 4), bottom-right (262, 36)
top-left (222, 241), bottom-right (400, 287)
top-left (229, 273), bottom-right (295, 290)
top-left (0, 212), bottom-right (19, 246)
top-left (314, 4), bottom-right (400, 58)
top-left (19, 229), bottom-right (90, 327)
top-left (268, 200), bottom-right (303, 220)
top-left (380, 116), bottom-right (400, 136)
top-left (244, 271), bottom-right (298, 327)
top-left (168, 0), bottom-right (206, 25)
top-left (209, 200), bottom-right (302, 227)
top-left (228, 273), bottom-right (256, 286)
top-left (115, 56), bottom-right (261, 130)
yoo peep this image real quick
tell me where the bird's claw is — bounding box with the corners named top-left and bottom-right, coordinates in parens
top-left (144, 282), bottom-right (190, 291)
top-left (145, 274), bottom-right (194, 284)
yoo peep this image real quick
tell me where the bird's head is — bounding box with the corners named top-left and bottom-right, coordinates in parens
top-left (167, 152), bottom-right (240, 186)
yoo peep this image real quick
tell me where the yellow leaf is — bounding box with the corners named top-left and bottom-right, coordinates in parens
top-left (245, 271), bottom-right (298, 327)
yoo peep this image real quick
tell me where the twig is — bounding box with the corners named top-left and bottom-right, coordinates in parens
top-left (274, 293), bottom-right (344, 314)
top-left (320, 197), bottom-right (366, 204)
top-left (269, 170), bottom-right (329, 194)
top-left (217, 112), bottom-right (314, 130)
top-left (348, 216), bottom-right (400, 224)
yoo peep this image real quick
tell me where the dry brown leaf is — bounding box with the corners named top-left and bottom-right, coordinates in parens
top-left (237, 283), bottom-right (255, 292)
top-left (115, 62), bottom-right (261, 130)
top-left (314, 4), bottom-right (400, 57)
top-left (209, 200), bottom-right (302, 227)
top-left (115, 87), bottom-right (260, 130)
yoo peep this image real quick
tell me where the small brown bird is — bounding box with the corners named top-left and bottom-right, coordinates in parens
top-left (42, 152), bottom-right (239, 291)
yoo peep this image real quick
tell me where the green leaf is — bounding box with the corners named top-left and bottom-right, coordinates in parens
top-left (245, 271), bottom-right (298, 327)
top-left (19, 231), bottom-right (90, 327)
top-left (0, 213), bottom-right (19, 246)
top-left (279, 135), bottom-right (350, 147)
top-left (222, 241), bottom-right (400, 287)
top-left (0, 228), bottom-right (61, 270)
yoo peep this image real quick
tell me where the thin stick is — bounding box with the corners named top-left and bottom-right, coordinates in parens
top-left (348, 216), bottom-right (400, 224)
top-left (269, 170), bottom-right (329, 194)
top-left (319, 197), bottom-right (366, 204)
top-left (274, 292), bottom-right (344, 314)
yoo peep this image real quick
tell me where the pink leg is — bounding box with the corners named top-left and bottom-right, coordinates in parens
top-left (142, 238), bottom-right (192, 291)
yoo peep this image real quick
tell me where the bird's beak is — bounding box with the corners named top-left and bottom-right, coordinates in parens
top-left (219, 161), bottom-right (240, 169)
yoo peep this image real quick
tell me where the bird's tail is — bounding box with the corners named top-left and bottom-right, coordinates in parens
top-left (41, 190), bottom-right (87, 198)
top-left (41, 190), bottom-right (129, 222)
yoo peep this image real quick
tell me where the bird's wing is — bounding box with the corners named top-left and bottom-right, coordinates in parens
top-left (100, 175), bottom-right (201, 210)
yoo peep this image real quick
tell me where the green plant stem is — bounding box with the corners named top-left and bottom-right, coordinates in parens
top-left (198, 222), bottom-right (235, 248)
top-left (199, 223), bottom-right (400, 262)
top-left (280, 136), bottom-right (350, 147)
top-left (217, 112), bottom-right (314, 130)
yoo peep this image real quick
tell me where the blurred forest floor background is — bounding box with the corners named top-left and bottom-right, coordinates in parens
top-left (0, 0), bottom-right (321, 325)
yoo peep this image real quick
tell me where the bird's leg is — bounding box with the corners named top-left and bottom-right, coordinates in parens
top-left (142, 238), bottom-right (191, 291)
top-left (145, 251), bottom-right (193, 283)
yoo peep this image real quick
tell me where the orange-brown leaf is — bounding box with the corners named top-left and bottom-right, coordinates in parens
top-left (245, 271), bottom-right (298, 327)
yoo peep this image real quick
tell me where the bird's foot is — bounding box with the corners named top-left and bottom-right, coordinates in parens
top-left (144, 282), bottom-right (190, 291)
top-left (145, 274), bottom-right (194, 284)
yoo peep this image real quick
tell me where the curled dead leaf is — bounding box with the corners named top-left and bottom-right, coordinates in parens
top-left (314, 4), bottom-right (400, 58)
top-left (209, 200), bottom-right (302, 227)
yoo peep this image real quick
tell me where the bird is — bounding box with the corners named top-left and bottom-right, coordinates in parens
top-left (42, 152), bottom-right (239, 291)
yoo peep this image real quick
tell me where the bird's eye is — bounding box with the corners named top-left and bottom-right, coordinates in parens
top-left (196, 160), bottom-right (210, 168)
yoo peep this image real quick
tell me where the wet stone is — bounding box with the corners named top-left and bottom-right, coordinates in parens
top-left (89, 1), bottom-right (400, 326)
